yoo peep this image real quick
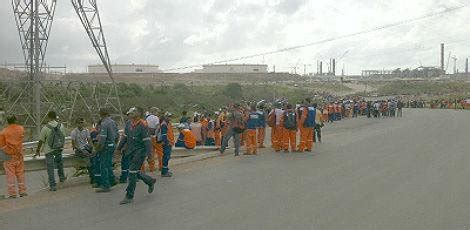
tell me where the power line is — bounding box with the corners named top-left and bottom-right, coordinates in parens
top-left (163, 4), bottom-right (467, 72)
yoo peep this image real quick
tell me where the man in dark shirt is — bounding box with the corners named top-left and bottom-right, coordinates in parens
top-left (95, 108), bottom-right (119, 192)
top-left (116, 107), bottom-right (157, 205)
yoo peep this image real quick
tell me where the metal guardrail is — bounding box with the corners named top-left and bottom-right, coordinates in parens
top-left (0, 145), bottom-right (218, 175)
top-left (1, 135), bottom-right (218, 175)
top-left (1, 123), bottom-right (217, 175)
top-left (22, 137), bottom-right (73, 156)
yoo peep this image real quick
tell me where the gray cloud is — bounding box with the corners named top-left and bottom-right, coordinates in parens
top-left (0, 0), bottom-right (469, 74)
top-left (275, 0), bottom-right (308, 15)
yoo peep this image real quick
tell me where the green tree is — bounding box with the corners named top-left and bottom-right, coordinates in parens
top-left (223, 83), bottom-right (242, 100)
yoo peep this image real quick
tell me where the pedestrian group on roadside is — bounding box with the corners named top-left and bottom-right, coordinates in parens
top-left (0, 97), bottom-right (405, 204)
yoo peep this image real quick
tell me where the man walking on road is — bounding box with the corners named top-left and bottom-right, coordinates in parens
top-left (117, 107), bottom-right (156, 205)
top-left (36, 111), bottom-right (66, 191)
top-left (220, 104), bottom-right (246, 156)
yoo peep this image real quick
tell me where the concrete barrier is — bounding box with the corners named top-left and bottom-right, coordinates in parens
top-left (0, 146), bottom-right (218, 175)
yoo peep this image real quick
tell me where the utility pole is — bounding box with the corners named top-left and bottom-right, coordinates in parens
top-left (332, 58), bottom-right (336, 76)
top-left (319, 61), bottom-right (323, 75)
top-left (328, 59), bottom-right (332, 74)
top-left (441, 43), bottom-right (445, 72)
top-left (465, 58), bottom-right (468, 74)
top-left (340, 77), bottom-right (344, 96)
top-left (452, 56), bottom-right (458, 74)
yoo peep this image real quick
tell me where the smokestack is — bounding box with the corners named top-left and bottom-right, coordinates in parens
top-left (441, 43), bottom-right (445, 71)
top-left (273, 65), bottom-right (276, 73)
top-left (332, 59), bottom-right (336, 76)
top-left (466, 58), bottom-right (468, 74)
top-left (329, 59), bottom-right (332, 74)
top-left (319, 61), bottom-right (323, 75)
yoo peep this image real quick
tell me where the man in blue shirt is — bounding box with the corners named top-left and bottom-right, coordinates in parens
top-left (95, 108), bottom-right (119, 193)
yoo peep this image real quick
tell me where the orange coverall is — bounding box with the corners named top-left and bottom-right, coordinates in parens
top-left (214, 115), bottom-right (223, 149)
top-left (145, 122), bottom-right (174, 172)
top-left (152, 140), bottom-right (163, 171)
top-left (200, 118), bottom-right (209, 144)
top-left (245, 129), bottom-right (257, 154)
top-left (0, 124), bottom-right (26, 197)
top-left (257, 127), bottom-right (265, 148)
top-left (297, 107), bottom-right (313, 152)
top-left (269, 109), bottom-right (284, 151)
top-left (182, 129), bottom-right (196, 149)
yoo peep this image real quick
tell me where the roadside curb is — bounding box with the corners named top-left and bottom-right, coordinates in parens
top-left (1, 149), bottom-right (222, 199)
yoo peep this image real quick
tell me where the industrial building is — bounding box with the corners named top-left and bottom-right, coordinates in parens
top-left (88, 64), bottom-right (162, 74)
top-left (362, 67), bottom-right (445, 78)
top-left (194, 64), bottom-right (268, 73)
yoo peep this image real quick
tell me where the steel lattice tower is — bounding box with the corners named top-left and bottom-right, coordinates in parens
top-left (9, 0), bottom-right (123, 138)
top-left (71, 0), bottom-right (123, 123)
top-left (11, 0), bottom-right (57, 137)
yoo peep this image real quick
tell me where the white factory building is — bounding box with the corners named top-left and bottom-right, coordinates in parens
top-left (194, 64), bottom-right (268, 73)
top-left (88, 64), bottom-right (162, 74)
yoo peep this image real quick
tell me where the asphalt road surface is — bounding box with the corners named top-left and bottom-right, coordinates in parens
top-left (1, 109), bottom-right (469, 230)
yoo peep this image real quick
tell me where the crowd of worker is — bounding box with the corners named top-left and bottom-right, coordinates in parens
top-left (428, 99), bottom-right (469, 109)
top-left (0, 97), bottom-right (408, 204)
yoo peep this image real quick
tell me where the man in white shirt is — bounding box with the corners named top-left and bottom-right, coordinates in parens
top-left (70, 118), bottom-right (94, 180)
top-left (146, 107), bottom-right (160, 134)
top-left (71, 118), bottom-right (92, 155)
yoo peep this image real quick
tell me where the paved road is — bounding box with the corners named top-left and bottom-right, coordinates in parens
top-left (1, 109), bottom-right (469, 230)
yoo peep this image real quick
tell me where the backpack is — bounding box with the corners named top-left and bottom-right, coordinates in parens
top-left (267, 111), bottom-right (276, 127)
top-left (303, 107), bottom-right (316, 128)
top-left (47, 123), bottom-right (65, 150)
top-left (283, 111), bottom-right (297, 130)
top-left (231, 111), bottom-right (246, 133)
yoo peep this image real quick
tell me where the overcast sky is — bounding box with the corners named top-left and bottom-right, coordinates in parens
top-left (1, 0), bottom-right (469, 74)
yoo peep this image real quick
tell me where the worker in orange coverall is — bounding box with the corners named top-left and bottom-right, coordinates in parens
top-left (297, 100), bottom-right (314, 152)
top-left (245, 105), bottom-right (259, 155)
top-left (280, 104), bottom-right (298, 153)
top-left (0, 115), bottom-right (27, 198)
